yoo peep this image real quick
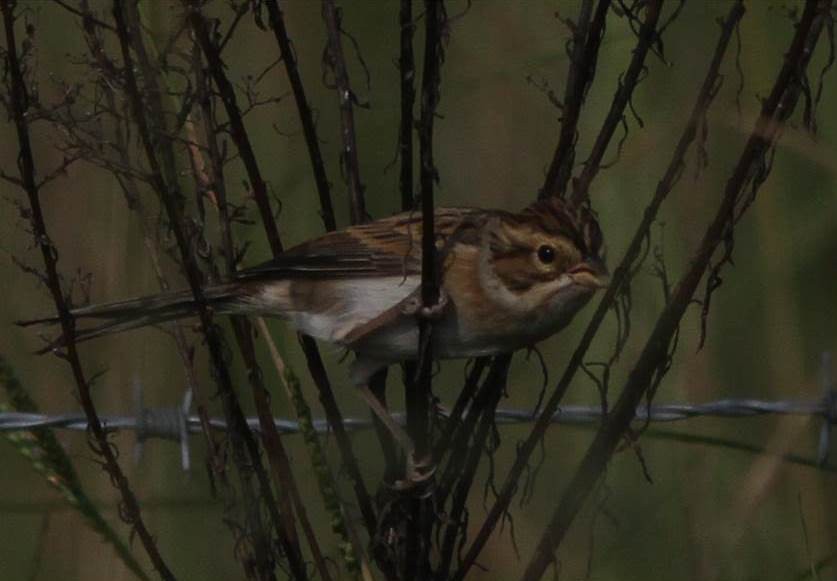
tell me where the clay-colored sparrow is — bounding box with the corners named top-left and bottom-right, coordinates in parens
top-left (21, 197), bottom-right (606, 385)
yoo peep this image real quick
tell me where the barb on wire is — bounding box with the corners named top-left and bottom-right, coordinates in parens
top-left (1, 2), bottom-right (177, 578)
top-left (113, 3), bottom-right (286, 577)
top-left (3, 393), bottom-right (833, 465)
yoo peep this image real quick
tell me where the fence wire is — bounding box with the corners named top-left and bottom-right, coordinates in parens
top-left (2, 352), bottom-right (834, 470)
top-left (0, 397), bottom-right (832, 432)
top-left (2, 393), bottom-right (835, 470)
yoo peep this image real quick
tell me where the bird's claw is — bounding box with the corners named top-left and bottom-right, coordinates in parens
top-left (393, 453), bottom-right (436, 492)
top-left (401, 287), bottom-right (449, 320)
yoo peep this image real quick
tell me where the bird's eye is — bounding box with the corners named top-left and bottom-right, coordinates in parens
top-left (537, 245), bottom-right (555, 264)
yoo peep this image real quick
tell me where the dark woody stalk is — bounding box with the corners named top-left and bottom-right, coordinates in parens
top-left (261, 0), bottom-right (380, 538)
top-left (436, 355), bottom-right (511, 580)
top-left (523, 1), bottom-right (828, 575)
top-left (192, 34), bottom-right (333, 581)
top-left (405, 1), bottom-right (446, 579)
top-left (0, 2), bottom-right (176, 579)
top-left (262, 0), bottom-right (336, 232)
top-left (322, 0), bottom-right (367, 224)
top-left (75, 0), bottom-right (219, 479)
top-left (113, 2), bottom-right (291, 579)
top-left (398, 0), bottom-right (416, 212)
top-left (453, 1), bottom-right (748, 578)
top-left (122, 6), bottom-right (285, 577)
top-left (186, 8), bottom-right (315, 580)
top-left (570, 0), bottom-right (664, 207)
top-left (187, 2), bottom-right (283, 255)
top-left (541, 0), bottom-right (611, 199)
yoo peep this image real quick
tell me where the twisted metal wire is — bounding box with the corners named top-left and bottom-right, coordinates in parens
top-left (2, 397), bottom-right (833, 436)
top-left (3, 353), bottom-right (835, 471)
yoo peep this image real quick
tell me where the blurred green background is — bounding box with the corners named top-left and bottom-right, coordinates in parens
top-left (1, 0), bottom-right (836, 579)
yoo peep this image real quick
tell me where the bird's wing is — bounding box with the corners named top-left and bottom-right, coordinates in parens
top-left (237, 207), bottom-right (484, 280)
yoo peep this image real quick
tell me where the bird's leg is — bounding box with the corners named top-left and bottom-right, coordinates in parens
top-left (353, 357), bottom-right (436, 488)
top-left (356, 383), bottom-right (412, 451)
top-left (356, 384), bottom-right (435, 487)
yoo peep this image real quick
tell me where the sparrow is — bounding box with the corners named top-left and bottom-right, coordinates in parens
top-left (20, 197), bottom-right (607, 387)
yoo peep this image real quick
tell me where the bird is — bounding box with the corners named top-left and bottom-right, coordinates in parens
top-left (19, 196), bottom-right (606, 478)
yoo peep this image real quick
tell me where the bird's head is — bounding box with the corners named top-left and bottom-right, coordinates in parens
top-left (479, 197), bottom-right (607, 319)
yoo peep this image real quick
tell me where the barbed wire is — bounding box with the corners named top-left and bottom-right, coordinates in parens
top-left (2, 397), bottom-right (833, 432)
top-left (2, 350), bottom-right (833, 472)
top-left (2, 394), bottom-right (834, 469)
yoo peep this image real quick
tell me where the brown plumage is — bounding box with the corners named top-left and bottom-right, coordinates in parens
top-left (20, 198), bottom-right (607, 384)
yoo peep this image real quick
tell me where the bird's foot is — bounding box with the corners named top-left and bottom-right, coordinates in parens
top-left (400, 287), bottom-right (449, 320)
top-left (393, 452), bottom-right (436, 492)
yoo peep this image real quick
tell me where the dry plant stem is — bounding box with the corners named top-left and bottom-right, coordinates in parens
top-left (0, 3), bottom-right (176, 580)
top-left (522, 1), bottom-right (826, 578)
top-left (76, 0), bottom-right (217, 470)
top-left (263, 0), bottom-right (379, 540)
top-left (239, 324), bottom-right (326, 580)
top-left (432, 356), bottom-right (490, 461)
top-left (53, 0), bottom-right (116, 31)
top-left (435, 359), bottom-right (502, 509)
top-left (370, 369), bottom-right (401, 482)
top-left (187, 10), bottom-right (314, 579)
top-left (122, 7), bottom-right (282, 578)
top-left (322, 0), bottom-right (367, 224)
top-left (399, 0), bottom-right (416, 212)
top-left (570, 0), bottom-right (663, 207)
top-left (297, 335), bottom-right (379, 532)
top-left (404, 2), bottom-right (445, 579)
top-left (452, 2), bottom-right (747, 578)
top-left (437, 356), bottom-right (511, 580)
top-left (187, 3), bottom-right (283, 255)
top-left (263, 0), bottom-right (336, 232)
top-left (113, 3), bottom-right (286, 579)
top-left (260, 5), bottom-right (378, 529)
top-left (256, 319), bottom-right (375, 581)
top-left (194, 77), bottom-right (318, 581)
top-left (413, 0), bottom-right (445, 465)
top-left (541, 0), bottom-right (612, 199)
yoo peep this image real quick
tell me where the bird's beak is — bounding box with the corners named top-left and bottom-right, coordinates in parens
top-left (567, 256), bottom-right (609, 289)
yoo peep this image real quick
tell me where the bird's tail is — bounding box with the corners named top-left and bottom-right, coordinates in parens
top-left (17, 283), bottom-right (246, 353)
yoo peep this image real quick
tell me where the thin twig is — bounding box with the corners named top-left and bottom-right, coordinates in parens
top-left (113, 3), bottom-right (287, 578)
top-left (522, 2), bottom-right (827, 578)
top-left (265, 0), bottom-right (383, 547)
top-left (260, 0), bottom-right (382, 547)
top-left (0, 2), bottom-right (175, 579)
top-left (405, 2), bottom-right (446, 578)
top-left (257, 318), bottom-right (375, 581)
top-left (186, 12), bottom-right (317, 578)
top-left (570, 0), bottom-right (664, 206)
top-left (452, 2), bottom-right (747, 578)
top-left (398, 0), bottom-right (416, 211)
top-left (74, 0), bottom-right (218, 477)
top-left (541, 0), bottom-right (611, 199)
top-left (263, 0), bottom-right (336, 232)
top-left (436, 355), bottom-right (511, 580)
top-left (412, 0), bottom-right (445, 467)
top-left (52, 0), bottom-right (115, 31)
top-left (432, 356), bottom-right (489, 460)
top-left (322, 0), bottom-right (367, 224)
top-left (297, 335), bottom-right (379, 535)
top-left (193, 95), bottom-right (313, 581)
top-left (187, 2), bottom-right (283, 255)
